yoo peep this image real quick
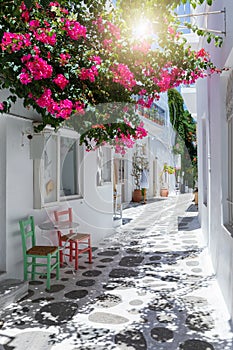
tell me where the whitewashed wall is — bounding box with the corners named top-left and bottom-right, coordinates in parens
top-left (196, 0), bottom-right (233, 319)
top-left (0, 115), bottom-right (7, 272)
top-left (0, 113), bottom-right (114, 280)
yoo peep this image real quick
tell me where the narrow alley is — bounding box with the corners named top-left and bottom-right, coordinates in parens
top-left (0, 194), bottom-right (232, 350)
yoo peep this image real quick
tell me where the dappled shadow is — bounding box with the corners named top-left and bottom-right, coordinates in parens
top-left (186, 204), bottom-right (198, 212)
top-left (178, 215), bottom-right (201, 231)
top-left (0, 198), bottom-right (232, 350)
top-left (122, 218), bottom-right (133, 225)
top-left (124, 197), bottom-right (166, 209)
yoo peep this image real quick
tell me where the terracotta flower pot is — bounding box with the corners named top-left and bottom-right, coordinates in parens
top-left (160, 188), bottom-right (169, 197)
top-left (132, 189), bottom-right (142, 202)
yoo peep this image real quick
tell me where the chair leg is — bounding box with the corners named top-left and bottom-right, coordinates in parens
top-left (56, 250), bottom-right (60, 280)
top-left (31, 257), bottom-right (36, 280)
top-left (58, 235), bottom-right (63, 267)
top-left (75, 241), bottom-right (78, 270)
top-left (46, 254), bottom-right (51, 290)
top-left (88, 238), bottom-right (92, 263)
top-left (69, 241), bottom-right (73, 262)
top-left (59, 247), bottom-right (63, 267)
top-left (24, 259), bottom-right (28, 281)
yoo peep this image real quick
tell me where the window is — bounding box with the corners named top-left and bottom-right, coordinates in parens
top-left (96, 146), bottom-right (112, 186)
top-left (60, 136), bottom-right (78, 197)
top-left (33, 128), bottom-right (83, 208)
top-left (43, 134), bottom-right (57, 205)
top-left (226, 71), bottom-right (233, 226)
top-left (114, 158), bottom-right (125, 185)
top-left (102, 147), bottom-right (112, 183)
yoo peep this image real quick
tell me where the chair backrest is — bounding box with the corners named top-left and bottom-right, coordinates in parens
top-left (19, 216), bottom-right (36, 254)
top-left (54, 208), bottom-right (72, 223)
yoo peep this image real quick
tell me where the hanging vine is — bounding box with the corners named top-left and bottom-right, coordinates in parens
top-left (168, 88), bottom-right (197, 185)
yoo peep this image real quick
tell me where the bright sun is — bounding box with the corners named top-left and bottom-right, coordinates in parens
top-left (132, 20), bottom-right (151, 38)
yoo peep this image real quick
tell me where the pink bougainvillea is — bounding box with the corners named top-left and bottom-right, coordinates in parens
top-left (0, 0), bottom-right (221, 153)
top-left (59, 53), bottom-right (71, 66)
top-left (24, 56), bottom-right (53, 80)
top-left (62, 19), bottom-right (87, 40)
top-left (1, 32), bottom-right (31, 52)
top-left (79, 66), bottom-right (99, 82)
top-left (53, 74), bottom-right (69, 90)
top-left (111, 64), bottom-right (137, 90)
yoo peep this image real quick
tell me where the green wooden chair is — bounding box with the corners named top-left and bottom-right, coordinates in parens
top-left (19, 216), bottom-right (60, 290)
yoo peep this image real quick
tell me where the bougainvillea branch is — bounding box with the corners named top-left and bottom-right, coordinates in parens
top-left (0, 0), bottom-right (222, 153)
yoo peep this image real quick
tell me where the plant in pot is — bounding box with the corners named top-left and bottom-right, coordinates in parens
top-left (131, 152), bottom-right (149, 202)
top-left (160, 163), bottom-right (175, 197)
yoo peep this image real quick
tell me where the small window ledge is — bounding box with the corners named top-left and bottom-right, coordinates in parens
top-left (224, 224), bottom-right (233, 238)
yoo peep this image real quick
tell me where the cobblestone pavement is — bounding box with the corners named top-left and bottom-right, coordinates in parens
top-left (0, 194), bottom-right (233, 350)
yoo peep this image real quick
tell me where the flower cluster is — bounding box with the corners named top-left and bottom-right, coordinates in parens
top-left (1, 32), bottom-right (31, 52)
top-left (30, 88), bottom-right (84, 119)
top-left (79, 66), bottom-right (99, 82)
top-left (20, 56), bottom-right (53, 83)
top-left (59, 53), bottom-right (71, 66)
top-left (111, 64), bottom-right (137, 90)
top-left (115, 134), bottom-right (135, 155)
top-left (93, 16), bottom-right (121, 40)
top-left (62, 19), bottom-right (87, 40)
top-left (53, 74), bottom-right (69, 90)
top-left (33, 28), bottom-right (56, 46)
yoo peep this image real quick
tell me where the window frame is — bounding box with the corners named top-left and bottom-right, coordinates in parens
top-left (96, 146), bottom-right (112, 186)
top-left (33, 128), bottom-right (83, 209)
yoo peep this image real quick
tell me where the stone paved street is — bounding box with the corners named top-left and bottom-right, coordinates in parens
top-left (0, 194), bottom-right (233, 350)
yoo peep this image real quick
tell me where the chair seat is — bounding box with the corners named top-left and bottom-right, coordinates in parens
top-left (60, 232), bottom-right (90, 242)
top-left (27, 245), bottom-right (58, 256)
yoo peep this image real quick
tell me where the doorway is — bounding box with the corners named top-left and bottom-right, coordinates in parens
top-left (153, 158), bottom-right (158, 196)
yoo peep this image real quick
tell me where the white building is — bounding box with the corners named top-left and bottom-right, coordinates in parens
top-left (181, 1), bottom-right (233, 320)
top-left (113, 92), bottom-right (177, 213)
top-left (0, 88), bottom-right (176, 282)
top-left (0, 101), bottom-right (116, 280)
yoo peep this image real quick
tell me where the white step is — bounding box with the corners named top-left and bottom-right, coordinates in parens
top-left (0, 279), bottom-right (28, 310)
top-left (0, 271), bottom-right (6, 281)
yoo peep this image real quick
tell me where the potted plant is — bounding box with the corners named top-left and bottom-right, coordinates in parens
top-left (160, 163), bottom-right (175, 197)
top-left (131, 152), bottom-right (149, 202)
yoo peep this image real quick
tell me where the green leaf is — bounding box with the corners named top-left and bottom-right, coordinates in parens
top-left (197, 30), bottom-right (204, 36)
top-left (24, 0), bottom-right (32, 8)
top-left (9, 95), bottom-right (17, 103)
top-left (40, 0), bottom-right (51, 8)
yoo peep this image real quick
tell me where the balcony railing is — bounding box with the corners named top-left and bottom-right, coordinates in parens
top-left (137, 104), bottom-right (165, 126)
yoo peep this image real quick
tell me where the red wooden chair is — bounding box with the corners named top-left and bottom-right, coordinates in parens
top-left (54, 208), bottom-right (92, 270)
